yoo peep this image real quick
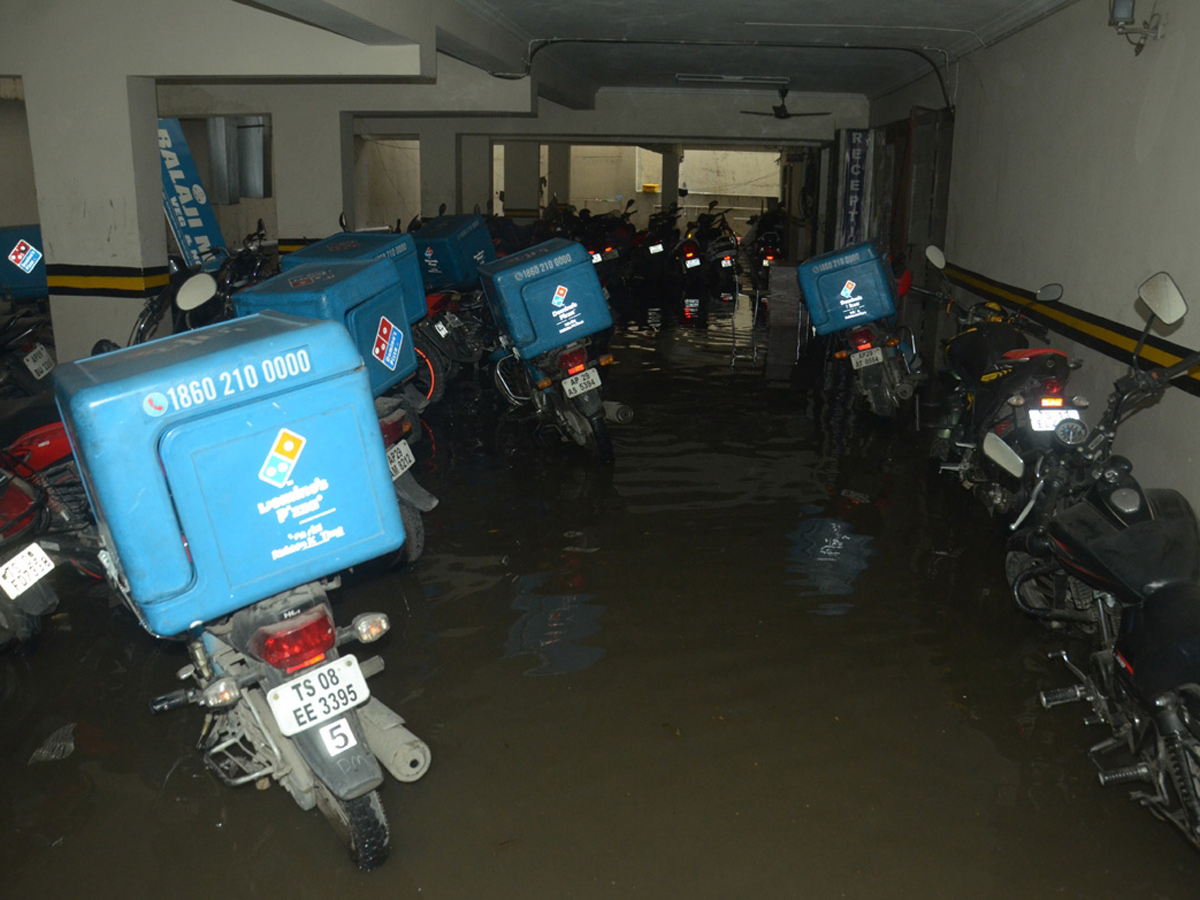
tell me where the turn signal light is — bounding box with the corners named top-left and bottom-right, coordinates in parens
top-left (250, 607), bottom-right (336, 673)
top-left (833, 349), bottom-right (850, 360)
top-left (200, 677), bottom-right (241, 709)
top-left (885, 337), bottom-right (901, 347)
top-left (351, 612), bottom-right (390, 643)
top-left (599, 354), bottom-right (613, 366)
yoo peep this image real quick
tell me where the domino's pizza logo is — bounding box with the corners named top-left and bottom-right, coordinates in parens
top-left (8, 240), bottom-right (42, 275)
top-left (372, 315), bottom-right (403, 371)
top-left (552, 285), bottom-right (569, 308)
top-left (259, 428), bottom-right (306, 488)
top-left (840, 280), bottom-right (857, 299)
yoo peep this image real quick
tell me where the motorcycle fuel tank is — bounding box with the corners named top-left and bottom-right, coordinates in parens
top-left (412, 214), bottom-right (497, 290)
top-left (478, 238), bottom-right (613, 359)
top-left (797, 242), bottom-right (896, 336)
top-left (279, 232), bottom-right (428, 326)
top-left (53, 313), bottom-right (405, 637)
top-left (232, 258), bottom-right (418, 394)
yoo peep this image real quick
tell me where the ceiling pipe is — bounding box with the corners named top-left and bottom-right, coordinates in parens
top-left (489, 37), bottom-right (955, 116)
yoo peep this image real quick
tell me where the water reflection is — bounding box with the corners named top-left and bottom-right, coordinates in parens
top-left (503, 572), bottom-right (605, 676)
top-left (786, 504), bottom-right (875, 597)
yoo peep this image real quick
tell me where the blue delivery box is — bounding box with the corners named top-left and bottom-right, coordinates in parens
top-left (796, 242), bottom-right (896, 336)
top-left (280, 232), bottom-right (428, 326)
top-left (53, 313), bottom-right (405, 637)
top-left (232, 258), bottom-right (418, 395)
top-left (413, 214), bottom-right (497, 289)
top-left (477, 238), bottom-right (612, 359)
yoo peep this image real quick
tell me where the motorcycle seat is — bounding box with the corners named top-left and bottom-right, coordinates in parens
top-left (1003, 347), bottom-right (1067, 360)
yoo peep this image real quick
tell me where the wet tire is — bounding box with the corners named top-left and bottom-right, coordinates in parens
top-left (589, 415), bottom-right (615, 466)
top-left (318, 787), bottom-right (390, 871)
top-left (391, 503), bottom-right (426, 567)
top-left (412, 336), bottom-right (447, 404)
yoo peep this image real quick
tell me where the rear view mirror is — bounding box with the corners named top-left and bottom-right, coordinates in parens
top-left (1138, 272), bottom-right (1187, 325)
top-left (176, 273), bottom-right (218, 311)
top-left (925, 246), bottom-right (946, 270)
top-left (1036, 283), bottom-right (1064, 303)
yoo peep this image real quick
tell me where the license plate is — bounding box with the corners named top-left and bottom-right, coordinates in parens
top-left (603, 248), bottom-right (619, 261)
top-left (685, 257), bottom-right (701, 269)
top-left (265, 655), bottom-right (370, 738)
top-left (0, 542), bottom-right (54, 600)
top-left (850, 347), bottom-right (884, 370)
top-left (591, 251), bottom-right (603, 264)
top-left (386, 439), bottom-right (415, 480)
top-left (1029, 408), bottom-right (1081, 432)
top-left (761, 259), bottom-right (771, 268)
top-left (562, 367), bottom-right (602, 398)
top-left (721, 258), bottom-right (733, 268)
top-left (649, 243), bottom-right (664, 255)
top-left (23, 344), bottom-right (54, 380)
top-left (434, 321), bottom-right (450, 338)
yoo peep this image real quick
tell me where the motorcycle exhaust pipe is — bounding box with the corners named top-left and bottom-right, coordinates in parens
top-left (603, 400), bottom-right (634, 425)
top-left (358, 697), bottom-right (431, 783)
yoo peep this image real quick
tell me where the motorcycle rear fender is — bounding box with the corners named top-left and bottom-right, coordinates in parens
top-left (393, 469), bottom-right (439, 513)
top-left (570, 385), bottom-right (604, 419)
top-left (288, 707), bottom-right (384, 802)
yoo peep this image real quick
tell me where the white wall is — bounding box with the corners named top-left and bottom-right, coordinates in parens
top-left (0, 99), bottom-right (38, 227)
top-left (875, 0), bottom-right (1200, 504)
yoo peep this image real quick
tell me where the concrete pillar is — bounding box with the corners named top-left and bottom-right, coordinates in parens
top-left (661, 145), bottom-right (683, 213)
top-left (24, 75), bottom-right (165, 361)
top-left (273, 106), bottom-right (348, 240)
top-left (457, 133), bottom-right (492, 214)
top-left (546, 142), bottom-right (571, 209)
top-left (501, 141), bottom-right (541, 222)
top-left (418, 125), bottom-right (457, 217)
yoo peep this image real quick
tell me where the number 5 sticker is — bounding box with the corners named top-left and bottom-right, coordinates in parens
top-left (318, 718), bottom-right (357, 757)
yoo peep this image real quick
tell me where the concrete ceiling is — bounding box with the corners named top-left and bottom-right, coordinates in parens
top-left (448, 0), bottom-right (1082, 105)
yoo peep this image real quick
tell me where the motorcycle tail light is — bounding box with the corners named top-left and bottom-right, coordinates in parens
top-left (1040, 396), bottom-right (1064, 408)
top-left (1042, 378), bottom-right (1065, 394)
top-left (848, 329), bottom-right (875, 352)
top-left (682, 241), bottom-right (699, 259)
top-left (558, 347), bottom-right (589, 374)
top-left (765, 254), bottom-right (775, 261)
top-left (250, 607), bottom-right (336, 673)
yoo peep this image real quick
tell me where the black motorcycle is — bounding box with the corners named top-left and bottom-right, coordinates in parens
top-left (998, 271), bottom-right (1200, 850)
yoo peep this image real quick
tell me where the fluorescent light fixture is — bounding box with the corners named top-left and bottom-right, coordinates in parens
top-left (674, 74), bottom-right (790, 86)
top-left (1109, 0), bottom-right (1135, 27)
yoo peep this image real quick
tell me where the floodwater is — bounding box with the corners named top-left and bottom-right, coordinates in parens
top-left (3, 308), bottom-right (1199, 899)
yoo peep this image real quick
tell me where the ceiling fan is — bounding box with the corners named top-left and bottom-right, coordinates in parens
top-left (739, 87), bottom-right (830, 120)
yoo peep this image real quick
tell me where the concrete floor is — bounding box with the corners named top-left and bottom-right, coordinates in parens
top-left (2, 316), bottom-right (1198, 898)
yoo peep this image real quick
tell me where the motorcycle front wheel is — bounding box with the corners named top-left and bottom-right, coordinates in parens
top-left (316, 785), bottom-right (390, 871)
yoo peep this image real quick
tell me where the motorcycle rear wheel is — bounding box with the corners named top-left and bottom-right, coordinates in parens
top-left (316, 785), bottom-right (390, 871)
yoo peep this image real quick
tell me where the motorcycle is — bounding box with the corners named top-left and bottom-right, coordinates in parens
top-left (667, 201), bottom-right (739, 327)
top-left (54, 313), bottom-right (432, 869)
top-left (924, 246), bottom-right (1077, 515)
top-left (743, 203), bottom-right (787, 293)
top-left (995, 271), bottom-right (1200, 850)
top-left (481, 238), bottom-right (632, 465)
top-left (626, 204), bottom-right (682, 330)
top-left (0, 398), bottom-right (100, 648)
top-left (0, 305), bottom-right (56, 401)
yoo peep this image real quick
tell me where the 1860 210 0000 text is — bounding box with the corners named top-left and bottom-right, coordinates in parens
top-left (160, 348), bottom-right (312, 413)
